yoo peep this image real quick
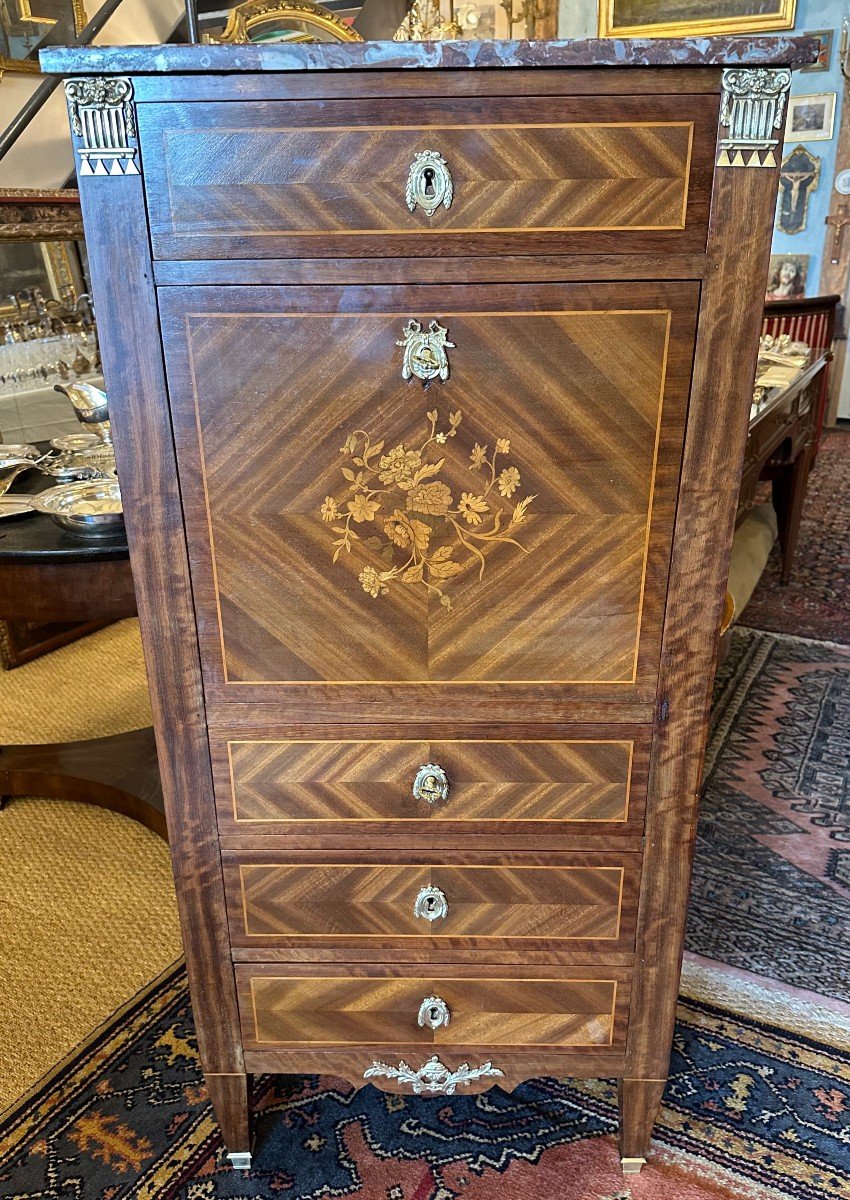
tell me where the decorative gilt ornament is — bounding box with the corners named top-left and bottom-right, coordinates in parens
top-left (364, 1055), bottom-right (504, 1094)
top-left (64, 77), bottom-right (138, 178)
top-left (406, 150), bottom-right (453, 218)
top-left (778, 144), bottom-right (820, 235)
top-left (393, 0), bottom-right (462, 41)
top-left (398, 319), bottom-right (454, 383)
top-left (717, 67), bottom-right (792, 168)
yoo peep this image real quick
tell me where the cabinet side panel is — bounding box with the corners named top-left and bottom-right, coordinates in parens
top-left (626, 107), bottom-right (786, 1079)
top-left (73, 109), bottom-right (242, 1073)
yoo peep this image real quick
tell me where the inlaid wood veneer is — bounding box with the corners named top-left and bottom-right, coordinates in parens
top-left (221, 737), bottom-right (637, 825)
top-left (139, 95), bottom-right (717, 260)
top-left (239, 973), bottom-right (622, 1048)
top-left (223, 859), bottom-right (637, 948)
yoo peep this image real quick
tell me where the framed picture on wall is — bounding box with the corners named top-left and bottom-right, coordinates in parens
top-left (0, 0), bottom-right (87, 74)
top-left (766, 253), bottom-right (808, 301)
top-left (785, 93), bottom-right (836, 142)
top-left (801, 29), bottom-right (833, 73)
top-left (597, 0), bottom-right (796, 39)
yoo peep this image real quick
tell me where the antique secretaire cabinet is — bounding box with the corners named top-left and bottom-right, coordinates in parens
top-left (43, 35), bottom-right (814, 1174)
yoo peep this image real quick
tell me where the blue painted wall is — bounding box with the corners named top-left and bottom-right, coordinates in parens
top-left (771, 0), bottom-right (847, 293)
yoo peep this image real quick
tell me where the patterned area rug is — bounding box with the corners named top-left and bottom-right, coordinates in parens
top-left (1, 964), bottom-right (848, 1200)
top-left (686, 626), bottom-right (850, 1028)
top-left (742, 431), bottom-right (850, 644)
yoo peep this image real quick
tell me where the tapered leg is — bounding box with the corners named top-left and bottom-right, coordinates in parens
top-left (618, 1078), bottom-right (667, 1173)
top-left (775, 442), bottom-right (813, 585)
top-left (206, 1072), bottom-right (253, 1169)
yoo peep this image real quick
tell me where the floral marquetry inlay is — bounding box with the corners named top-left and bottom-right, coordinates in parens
top-left (319, 408), bottom-right (536, 610)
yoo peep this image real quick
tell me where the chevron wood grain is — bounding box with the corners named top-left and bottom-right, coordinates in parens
top-left (242, 974), bottom-right (620, 1047)
top-left (160, 282), bottom-right (696, 692)
top-left (224, 738), bottom-right (634, 824)
top-left (226, 860), bottom-right (632, 943)
top-left (139, 93), bottom-right (718, 259)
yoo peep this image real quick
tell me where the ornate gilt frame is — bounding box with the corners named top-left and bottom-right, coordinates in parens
top-left (0, 237), bottom-right (83, 317)
top-left (1, 0), bottom-right (88, 74)
top-left (207, 0), bottom-right (363, 44)
top-left (0, 188), bottom-right (83, 241)
top-left (598, 0), bottom-right (796, 40)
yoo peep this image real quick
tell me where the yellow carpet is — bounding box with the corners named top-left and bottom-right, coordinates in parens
top-left (0, 619), bottom-right (182, 1111)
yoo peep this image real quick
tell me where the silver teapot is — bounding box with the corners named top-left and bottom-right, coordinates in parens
top-left (55, 382), bottom-right (112, 445)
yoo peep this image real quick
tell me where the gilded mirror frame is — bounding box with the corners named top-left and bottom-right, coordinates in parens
top-left (598, 0), bottom-right (796, 39)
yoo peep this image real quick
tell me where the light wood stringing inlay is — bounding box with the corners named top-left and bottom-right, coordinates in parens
top-left (226, 738), bottom-right (634, 823)
top-left (157, 121), bottom-right (694, 236)
top-left (245, 975), bottom-right (620, 1046)
top-left (232, 863), bottom-right (627, 940)
top-left (168, 292), bottom-right (692, 687)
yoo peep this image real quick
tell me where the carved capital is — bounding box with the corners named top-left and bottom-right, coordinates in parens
top-left (64, 77), bottom-right (139, 179)
top-left (717, 67), bottom-right (792, 168)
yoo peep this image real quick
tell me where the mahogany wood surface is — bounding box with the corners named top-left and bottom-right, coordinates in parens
top-left (54, 44), bottom-right (795, 1169)
top-left (141, 95), bottom-right (715, 260)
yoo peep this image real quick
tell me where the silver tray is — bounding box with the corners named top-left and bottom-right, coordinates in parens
top-left (0, 443), bottom-right (38, 463)
top-left (32, 479), bottom-right (124, 537)
top-left (50, 433), bottom-right (100, 453)
top-left (0, 495), bottom-right (35, 519)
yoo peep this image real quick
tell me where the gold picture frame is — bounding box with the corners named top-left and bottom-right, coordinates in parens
top-left (598, 0), bottom-right (796, 39)
top-left (1, 0), bottom-right (87, 74)
top-left (0, 240), bottom-right (83, 318)
top-left (206, 0), bottom-right (363, 44)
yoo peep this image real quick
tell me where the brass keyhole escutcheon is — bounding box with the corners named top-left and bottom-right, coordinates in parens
top-left (406, 150), bottom-right (453, 218)
top-left (412, 763), bottom-right (450, 805)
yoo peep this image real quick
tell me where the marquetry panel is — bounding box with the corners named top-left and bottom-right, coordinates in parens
top-left (139, 94), bottom-right (716, 258)
top-left (159, 281), bottom-right (696, 701)
top-left (239, 972), bottom-right (622, 1047)
top-left (222, 737), bottom-right (636, 825)
top-left (224, 859), bottom-right (636, 947)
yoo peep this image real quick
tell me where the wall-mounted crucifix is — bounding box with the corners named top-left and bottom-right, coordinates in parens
top-left (826, 203), bottom-right (850, 264)
top-left (778, 144), bottom-right (821, 236)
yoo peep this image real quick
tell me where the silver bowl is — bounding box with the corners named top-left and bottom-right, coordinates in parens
top-left (32, 479), bottom-right (124, 538)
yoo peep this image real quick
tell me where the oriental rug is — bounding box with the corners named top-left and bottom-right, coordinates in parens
top-left (1, 963), bottom-right (848, 1200)
top-left (685, 626), bottom-right (850, 1040)
top-left (742, 430), bottom-right (850, 644)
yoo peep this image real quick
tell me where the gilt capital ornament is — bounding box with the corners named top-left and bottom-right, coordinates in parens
top-left (717, 67), bottom-right (792, 168)
top-left (65, 77), bottom-right (139, 178)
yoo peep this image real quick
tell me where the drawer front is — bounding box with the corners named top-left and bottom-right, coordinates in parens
top-left (215, 735), bottom-right (645, 832)
top-left (223, 858), bottom-right (638, 949)
top-left (139, 94), bottom-right (716, 259)
top-left (160, 281), bottom-right (695, 714)
top-left (237, 970), bottom-right (626, 1048)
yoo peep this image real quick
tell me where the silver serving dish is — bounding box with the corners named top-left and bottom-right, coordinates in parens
top-left (0, 495), bottom-right (35, 519)
top-left (0, 443), bottom-right (38, 462)
top-left (32, 479), bottom-right (124, 537)
top-left (40, 443), bottom-right (116, 483)
top-left (51, 432), bottom-right (100, 453)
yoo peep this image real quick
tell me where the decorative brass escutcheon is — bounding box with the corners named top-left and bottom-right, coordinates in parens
top-left (413, 884), bottom-right (448, 922)
top-left (413, 763), bottom-right (449, 805)
top-left (406, 149), bottom-right (453, 217)
top-left (418, 995), bottom-right (451, 1030)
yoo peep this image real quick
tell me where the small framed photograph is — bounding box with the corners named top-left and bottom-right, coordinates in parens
top-left (801, 29), bottom-right (833, 72)
top-left (786, 92), bottom-right (836, 141)
top-left (766, 253), bottom-right (808, 301)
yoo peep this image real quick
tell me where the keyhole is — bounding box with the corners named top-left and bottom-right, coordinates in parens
top-left (429, 1006), bottom-right (440, 1023)
top-left (425, 896), bottom-right (436, 913)
top-left (423, 167), bottom-right (436, 196)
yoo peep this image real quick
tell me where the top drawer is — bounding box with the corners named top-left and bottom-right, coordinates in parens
top-left (138, 94), bottom-right (717, 260)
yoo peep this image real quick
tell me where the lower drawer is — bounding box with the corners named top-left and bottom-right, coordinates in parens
top-left (236, 965), bottom-right (630, 1051)
top-left (223, 854), bottom-right (639, 951)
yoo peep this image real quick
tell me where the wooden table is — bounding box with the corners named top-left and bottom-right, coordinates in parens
top-left (0, 462), bottom-right (165, 839)
top-left (737, 352), bottom-right (828, 584)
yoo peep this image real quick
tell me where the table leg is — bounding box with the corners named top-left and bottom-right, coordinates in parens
top-left (772, 441), bottom-right (813, 585)
top-left (0, 727), bottom-right (166, 840)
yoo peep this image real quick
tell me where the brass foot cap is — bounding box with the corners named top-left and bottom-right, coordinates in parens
top-left (621, 1156), bottom-right (646, 1175)
top-left (227, 1151), bottom-right (252, 1171)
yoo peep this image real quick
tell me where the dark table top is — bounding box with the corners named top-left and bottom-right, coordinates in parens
top-left (0, 442), bottom-right (129, 565)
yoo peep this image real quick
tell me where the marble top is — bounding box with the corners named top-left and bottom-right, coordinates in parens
top-left (40, 36), bottom-right (818, 75)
